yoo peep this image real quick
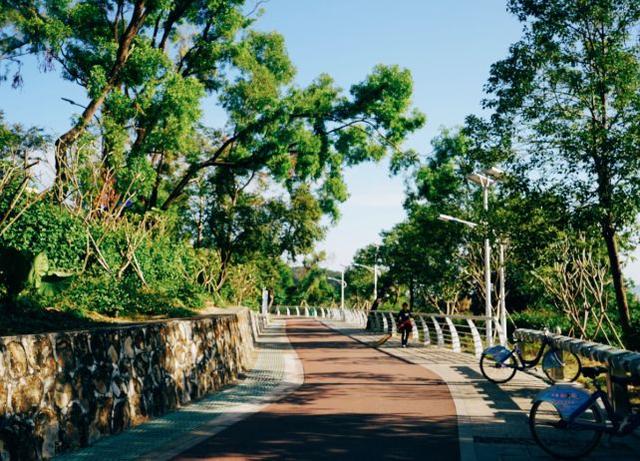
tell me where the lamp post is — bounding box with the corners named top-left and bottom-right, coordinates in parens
top-left (328, 274), bottom-right (347, 309)
top-left (498, 242), bottom-right (506, 343)
top-left (468, 168), bottom-right (503, 345)
top-left (438, 167), bottom-right (504, 346)
top-left (341, 268), bottom-right (345, 310)
top-left (353, 262), bottom-right (378, 303)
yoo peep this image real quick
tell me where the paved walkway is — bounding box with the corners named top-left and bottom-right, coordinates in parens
top-left (173, 319), bottom-right (460, 460)
top-left (328, 322), bottom-right (640, 461)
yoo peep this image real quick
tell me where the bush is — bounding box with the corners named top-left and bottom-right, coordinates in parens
top-left (0, 198), bottom-right (209, 319)
top-left (54, 274), bottom-right (202, 318)
top-left (510, 308), bottom-right (572, 336)
top-left (59, 276), bottom-right (131, 317)
top-left (1, 200), bottom-right (85, 271)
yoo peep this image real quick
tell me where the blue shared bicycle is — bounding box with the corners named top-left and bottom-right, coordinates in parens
top-left (529, 365), bottom-right (640, 459)
top-left (480, 334), bottom-right (581, 384)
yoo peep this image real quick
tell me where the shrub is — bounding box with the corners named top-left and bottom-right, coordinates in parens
top-left (54, 274), bottom-right (203, 318)
top-left (510, 308), bottom-right (572, 335)
top-left (0, 200), bottom-right (86, 271)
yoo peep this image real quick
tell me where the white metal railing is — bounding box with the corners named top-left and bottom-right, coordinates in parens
top-left (366, 311), bottom-right (505, 357)
top-left (270, 305), bottom-right (368, 328)
top-left (249, 310), bottom-right (271, 341)
top-left (267, 306), bottom-right (505, 357)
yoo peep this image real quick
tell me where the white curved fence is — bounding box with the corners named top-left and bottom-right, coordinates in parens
top-left (367, 311), bottom-right (502, 357)
top-left (267, 306), bottom-right (504, 357)
top-left (270, 305), bottom-right (369, 328)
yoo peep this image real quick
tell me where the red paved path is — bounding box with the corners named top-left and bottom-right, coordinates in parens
top-left (173, 319), bottom-right (460, 460)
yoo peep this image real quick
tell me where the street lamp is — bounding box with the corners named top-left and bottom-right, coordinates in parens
top-left (470, 168), bottom-right (505, 345)
top-left (438, 214), bottom-right (478, 228)
top-left (353, 262), bottom-right (378, 303)
top-left (438, 167), bottom-right (505, 346)
top-left (327, 275), bottom-right (347, 309)
top-left (340, 265), bottom-right (347, 310)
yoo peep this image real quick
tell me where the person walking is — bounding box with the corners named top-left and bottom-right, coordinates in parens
top-left (397, 302), bottom-right (412, 348)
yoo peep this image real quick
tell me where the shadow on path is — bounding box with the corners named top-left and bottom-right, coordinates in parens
top-left (173, 319), bottom-right (460, 461)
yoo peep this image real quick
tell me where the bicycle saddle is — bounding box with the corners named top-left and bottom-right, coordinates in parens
top-left (581, 366), bottom-right (608, 379)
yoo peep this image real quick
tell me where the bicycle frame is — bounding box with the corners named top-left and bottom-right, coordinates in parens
top-left (514, 340), bottom-right (548, 369)
top-left (489, 339), bottom-right (549, 371)
top-left (565, 388), bottom-right (640, 435)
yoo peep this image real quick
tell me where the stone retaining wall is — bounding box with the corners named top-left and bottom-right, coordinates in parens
top-left (0, 308), bottom-right (255, 460)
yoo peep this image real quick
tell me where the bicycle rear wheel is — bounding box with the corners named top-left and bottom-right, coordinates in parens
top-left (529, 400), bottom-right (603, 459)
top-left (543, 350), bottom-right (582, 383)
top-left (479, 351), bottom-right (517, 384)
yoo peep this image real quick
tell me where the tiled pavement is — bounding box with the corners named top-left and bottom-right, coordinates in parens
top-left (326, 321), bottom-right (640, 461)
top-left (54, 319), bottom-right (303, 461)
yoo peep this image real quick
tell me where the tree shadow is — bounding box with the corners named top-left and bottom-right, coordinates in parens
top-left (173, 412), bottom-right (459, 461)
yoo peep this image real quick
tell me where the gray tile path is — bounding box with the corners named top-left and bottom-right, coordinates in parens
top-left (326, 322), bottom-right (640, 461)
top-left (55, 319), bottom-right (303, 461)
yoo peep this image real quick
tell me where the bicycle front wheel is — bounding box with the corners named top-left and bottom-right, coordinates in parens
top-left (479, 351), bottom-right (517, 384)
top-left (529, 400), bottom-right (603, 460)
top-left (542, 350), bottom-right (582, 383)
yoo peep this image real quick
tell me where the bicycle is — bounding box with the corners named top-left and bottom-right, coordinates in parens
top-left (529, 365), bottom-right (640, 459)
top-left (479, 334), bottom-right (581, 384)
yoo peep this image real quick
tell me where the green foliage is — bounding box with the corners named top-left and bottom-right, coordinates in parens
top-left (509, 308), bottom-right (572, 335)
top-left (0, 200), bottom-right (85, 271)
top-left (57, 274), bottom-right (199, 318)
top-left (0, 0), bottom-right (423, 331)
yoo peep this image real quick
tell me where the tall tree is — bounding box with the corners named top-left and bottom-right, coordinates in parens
top-left (0, 0), bottom-right (426, 317)
top-left (485, 0), bottom-right (640, 341)
top-left (202, 169), bottom-right (324, 288)
top-left (360, 130), bottom-right (475, 312)
top-left (2, 2), bottom-right (424, 215)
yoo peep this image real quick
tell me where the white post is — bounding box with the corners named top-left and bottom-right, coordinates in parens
top-left (373, 264), bottom-right (377, 302)
top-left (484, 184), bottom-right (493, 347)
top-left (499, 242), bottom-right (506, 345)
top-left (341, 269), bottom-right (345, 309)
top-left (261, 288), bottom-right (269, 315)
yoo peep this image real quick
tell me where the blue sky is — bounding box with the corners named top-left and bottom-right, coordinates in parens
top-left (254, 0), bottom-right (524, 267)
top-left (2, 0), bottom-right (640, 282)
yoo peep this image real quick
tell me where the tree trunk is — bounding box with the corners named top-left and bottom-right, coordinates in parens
top-left (601, 218), bottom-right (632, 343)
top-left (54, 1), bottom-right (149, 199)
top-left (147, 152), bottom-right (165, 210)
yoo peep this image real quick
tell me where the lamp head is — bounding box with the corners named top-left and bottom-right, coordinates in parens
top-left (483, 167), bottom-right (504, 179)
top-left (437, 214), bottom-right (478, 228)
top-left (467, 173), bottom-right (494, 186)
